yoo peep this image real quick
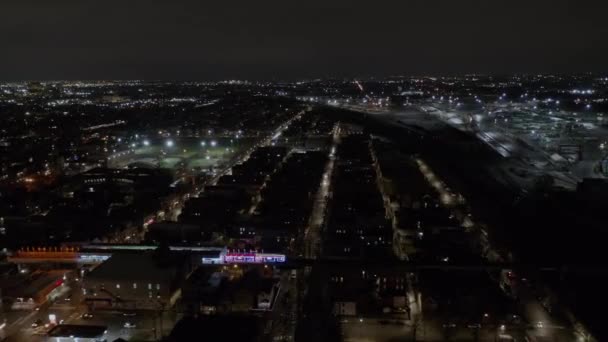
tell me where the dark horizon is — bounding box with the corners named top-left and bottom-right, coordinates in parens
top-left (2, 0), bottom-right (608, 81)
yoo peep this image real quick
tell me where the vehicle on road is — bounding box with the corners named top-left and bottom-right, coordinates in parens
top-left (31, 319), bottom-right (43, 328)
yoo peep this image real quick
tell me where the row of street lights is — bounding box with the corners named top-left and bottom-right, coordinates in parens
top-left (144, 139), bottom-right (219, 148)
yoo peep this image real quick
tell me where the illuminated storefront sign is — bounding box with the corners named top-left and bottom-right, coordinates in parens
top-left (78, 254), bottom-right (111, 262)
top-left (255, 253), bottom-right (286, 263)
top-left (223, 252), bottom-right (285, 264)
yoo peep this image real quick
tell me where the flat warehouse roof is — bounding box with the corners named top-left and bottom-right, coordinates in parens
top-left (47, 324), bottom-right (107, 338)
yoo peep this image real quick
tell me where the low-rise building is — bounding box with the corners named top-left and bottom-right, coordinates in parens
top-left (82, 249), bottom-right (189, 310)
top-left (181, 266), bottom-right (279, 316)
top-left (1, 271), bottom-right (66, 310)
top-left (46, 324), bottom-right (108, 342)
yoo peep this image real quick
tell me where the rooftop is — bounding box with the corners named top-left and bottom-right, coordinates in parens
top-left (85, 250), bottom-right (184, 283)
top-left (47, 324), bottom-right (107, 338)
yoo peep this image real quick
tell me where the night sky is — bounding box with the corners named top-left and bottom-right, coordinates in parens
top-left (1, 0), bottom-right (607, 80)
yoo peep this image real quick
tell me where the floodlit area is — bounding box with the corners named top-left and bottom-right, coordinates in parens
top-left (107, 138), bottom-right (256, 172)
top-left (422, 100), bottom-right (608, 183)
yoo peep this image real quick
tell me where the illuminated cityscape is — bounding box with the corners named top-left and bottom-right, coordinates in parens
top-left (1, 1), bottom-right (608, 342)
top-left (0, 76), bottom-right (604, 342)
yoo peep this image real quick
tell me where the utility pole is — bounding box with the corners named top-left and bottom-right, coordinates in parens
top-left (155, 301), bottom-right (165, 341)
top-left (159, 303), bottom-right (165, 339)
top-left (412, 318), bottom-right (418, 341)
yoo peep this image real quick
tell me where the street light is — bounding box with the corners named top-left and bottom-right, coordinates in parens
top-left (200, 141), bottom-right (206, 147)
top-left (166, 140), bottom-right (174, 148)
top-left (210, 140), bottom-right (217, 147)
top-left (143, 140), bottom-right (150, 146)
